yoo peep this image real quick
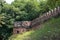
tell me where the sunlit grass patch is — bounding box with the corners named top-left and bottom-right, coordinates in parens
top-left (9, 30), bottom-right (34, 40)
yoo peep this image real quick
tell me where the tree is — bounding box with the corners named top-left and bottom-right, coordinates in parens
top-left (12, 0), bottom-right (40, 20)
top-left (47, 0), bottom-right (60, 9)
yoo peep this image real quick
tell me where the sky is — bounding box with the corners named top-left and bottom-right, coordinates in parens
top-left (5, 0), bottom-right (40, 4)
top-left (5, 0), bottom-right (14, 4)
top-left (5, 0), bottom-right (46, 4)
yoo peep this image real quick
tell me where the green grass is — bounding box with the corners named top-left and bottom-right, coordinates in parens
top-left (9, 17), bottom-right (60, 40)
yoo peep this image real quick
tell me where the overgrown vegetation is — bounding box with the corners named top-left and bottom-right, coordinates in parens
top-left (0, 0), bottom-right (60, 40)
top-left (9, 17), bottom-right (60, 40)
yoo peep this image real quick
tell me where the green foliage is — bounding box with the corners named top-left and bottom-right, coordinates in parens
top-left (12, 0), bottom-right (40, 20)
top-left (39, 0), bottom-right (49, 14)
top-left (0, 0), bottom-right (60, 40)
top-left (47, 0), bottom-right (60, 9)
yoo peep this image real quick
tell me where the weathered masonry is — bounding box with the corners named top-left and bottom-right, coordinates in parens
top-left (31, 7), bottom-right (60, 28)
top-left (13, 7), bottom-right (60, 34)
top-left (13, 21), bottom-right (31, 34)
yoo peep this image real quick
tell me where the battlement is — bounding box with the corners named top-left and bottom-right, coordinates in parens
top-left (13, 7), bottom-right (60, 34)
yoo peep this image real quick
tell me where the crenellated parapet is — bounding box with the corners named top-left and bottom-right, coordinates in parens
top-left (31, 7), bottom-right (60, 27)
top-left (13, 7), bottom-right (60, 34)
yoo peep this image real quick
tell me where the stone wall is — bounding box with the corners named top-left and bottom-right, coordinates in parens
top-left (13, 21), bottom-right (31, 34)
top-left (14, 21), bottom-right (31, 28)
top-left (13, 27), bottom-right (27, 34)
top-left (13, 7), bottom-right (60, 34)
top-left (31, 7), bottom-right (60, 28)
